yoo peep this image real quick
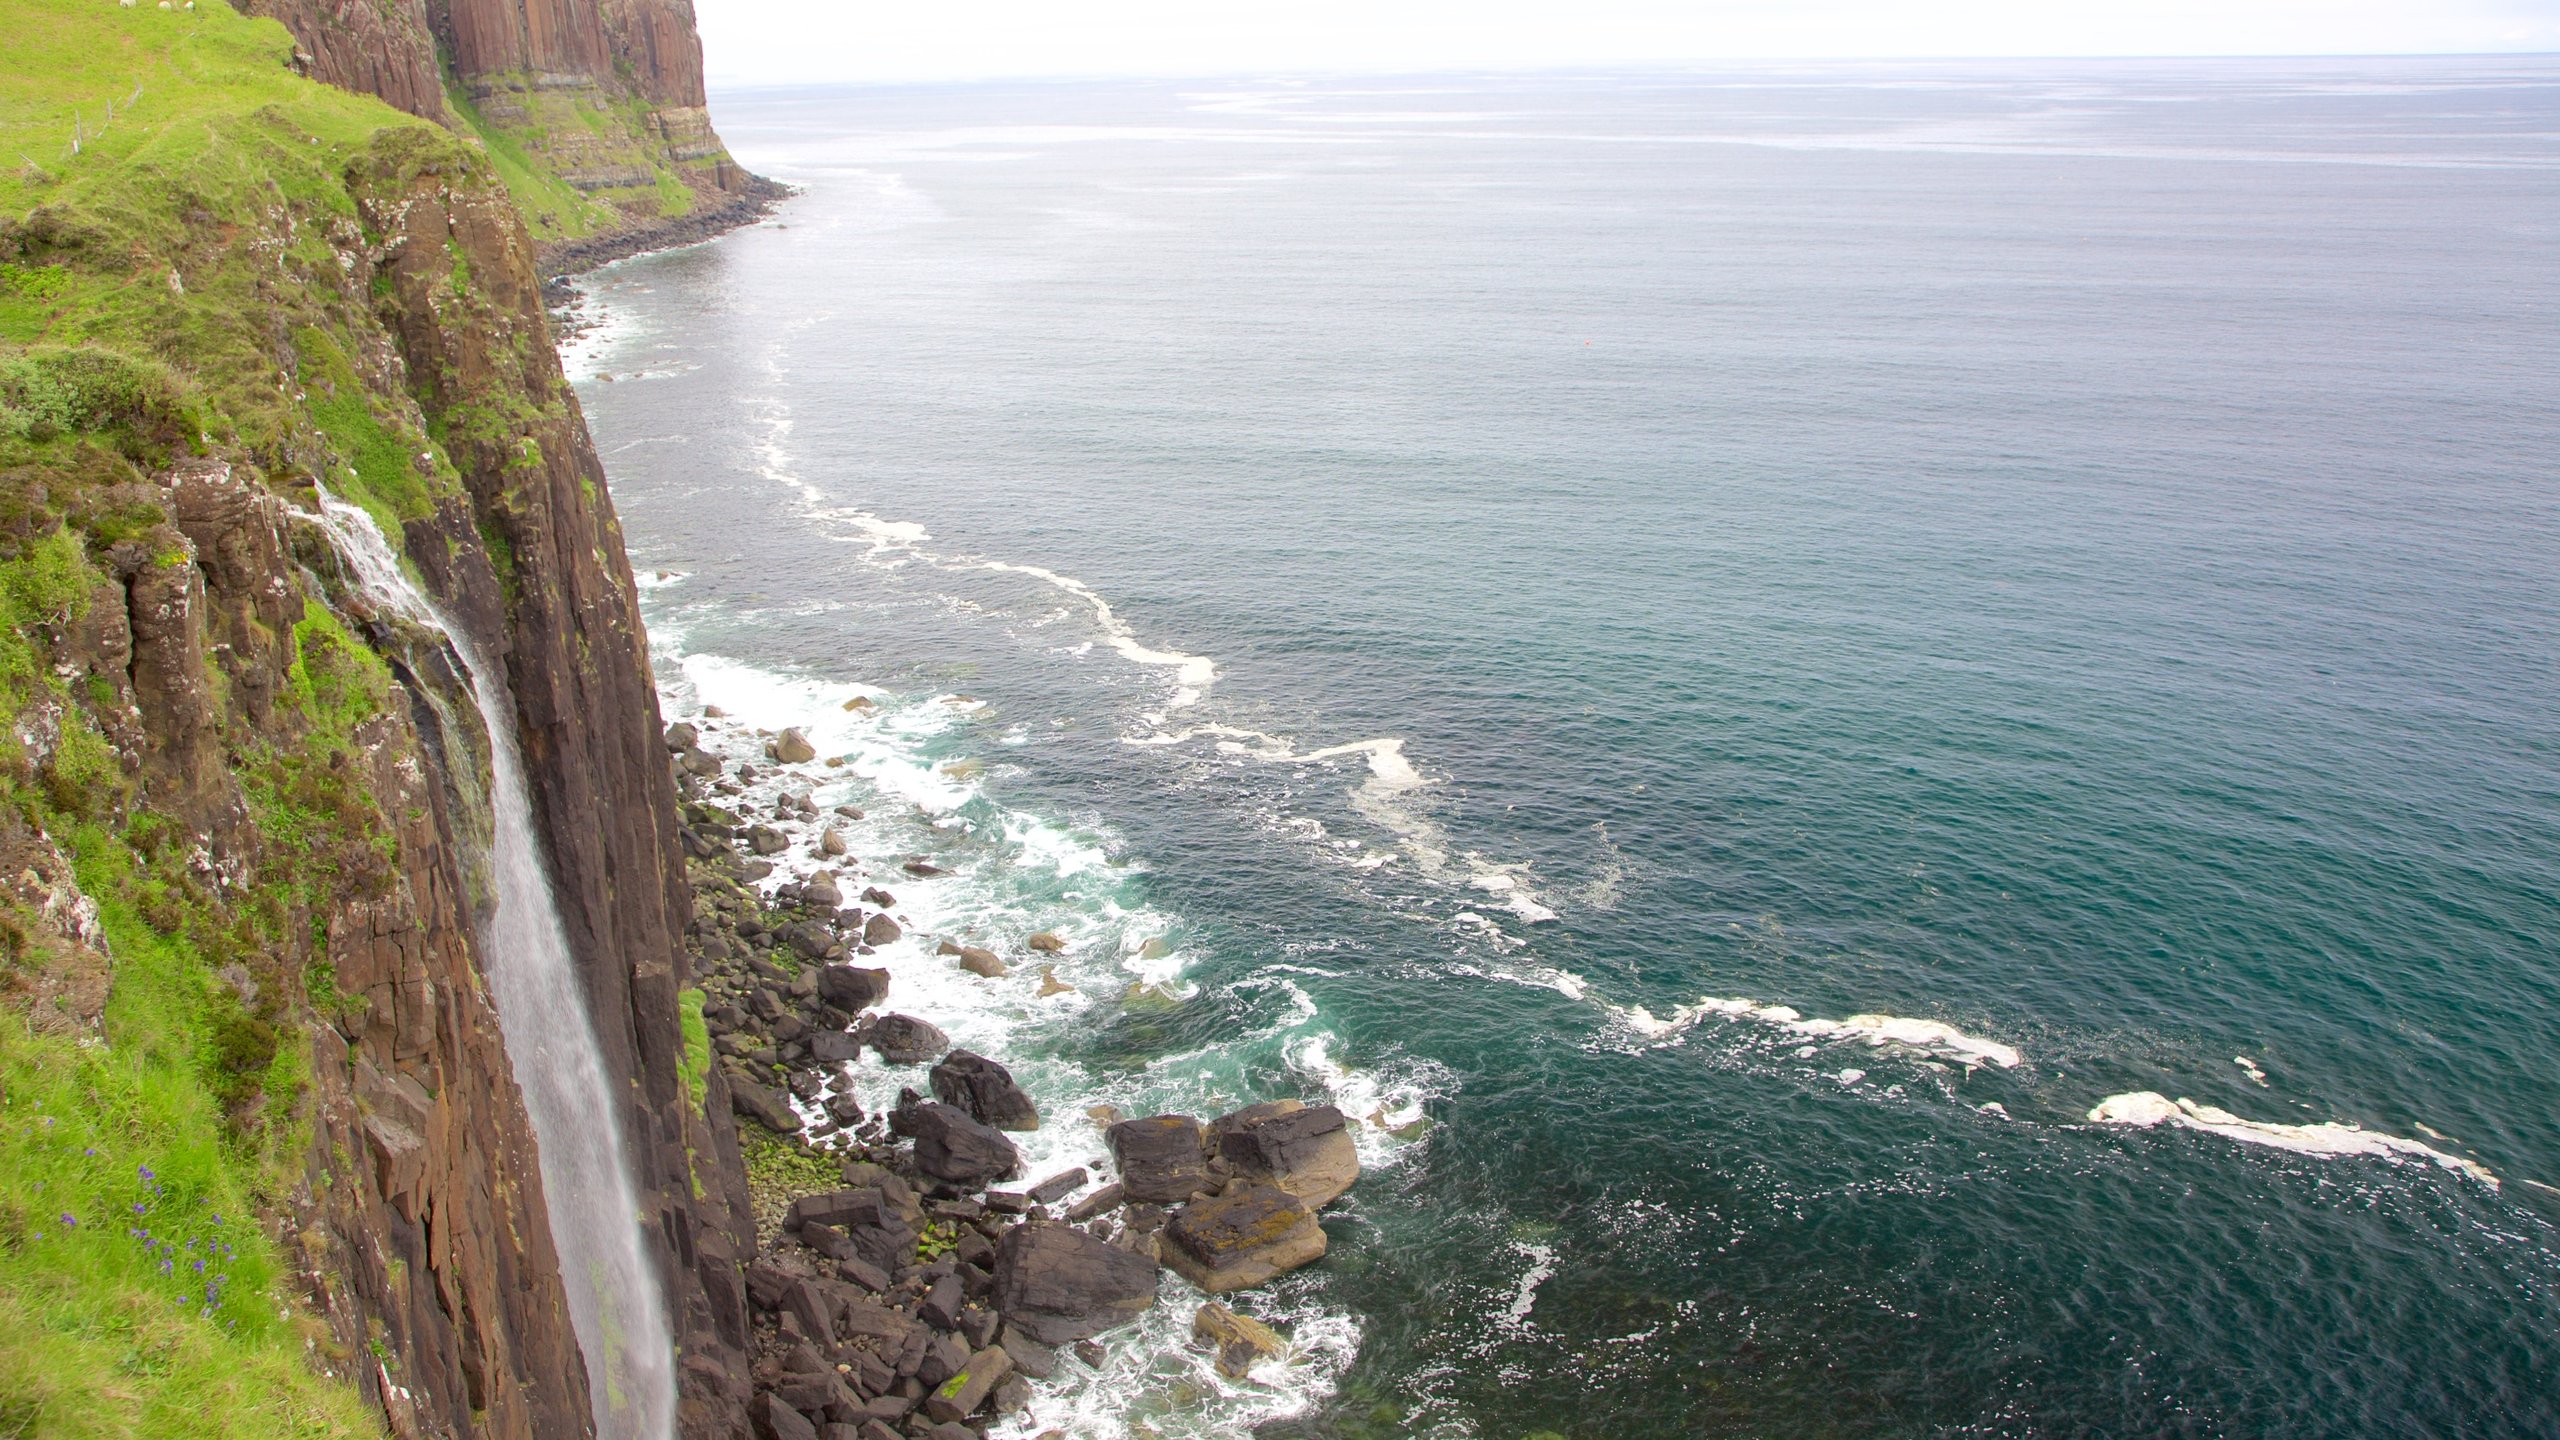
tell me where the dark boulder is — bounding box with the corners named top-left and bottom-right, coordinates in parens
top-left (730, 1077), bottom-right (800, 1133)
top-left (787, 1188), bottom-right (917, 1272)
top-left (782, 921), bottom-right (835, 961)
top-left (1106, 1114), bottom-right (1213, 1203)
top-left (930, 1050), bottom-right (1040, 1132)
top-left (817, 963), bottom-right (890, 1013)
top-left (868, 1013), bottom-right (950, 1065)
top-left (910, 1102), bottom-right (1022, 1188)
top-left (750, 1392), bottom-right (818, 1440)
top-left (1026, 1168), bottom-right (1087, 1205)
top-left (810, 1029), bottom-right (862, 1065)
top-left (991, 1221), bottom-right (1159, 1346)
top-left (862, 912), bottom-right (903, 947)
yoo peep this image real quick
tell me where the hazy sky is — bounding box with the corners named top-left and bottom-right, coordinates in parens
top-left (696, 0), bottom-right (2560, 86)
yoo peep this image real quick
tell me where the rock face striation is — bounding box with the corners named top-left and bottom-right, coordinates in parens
top-left (244, 0), bottom-right (783, 272)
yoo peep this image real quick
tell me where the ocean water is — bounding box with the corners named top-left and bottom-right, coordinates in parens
top-left (563, 60), bottom-right (2560, 1439)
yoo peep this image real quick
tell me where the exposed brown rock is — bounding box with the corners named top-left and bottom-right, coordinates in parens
top-left (1162, 1183), bottom-right (1327, 1295)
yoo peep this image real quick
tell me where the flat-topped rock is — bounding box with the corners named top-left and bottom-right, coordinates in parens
top-left (1107, 1113), bottom-right (1214, 1203)
top-left (1163, 1182), bottom-right (1325, 1294)
top-left (1214, 1100), bottom-right (1359, 1207)
top-left (991, 1221), bottom-right (1159, 1346)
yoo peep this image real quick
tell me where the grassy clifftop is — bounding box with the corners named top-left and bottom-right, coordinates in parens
top-left (2, 0), bottom-right (464, 528)
top-left (0, 3), bottom-right (571, 1434)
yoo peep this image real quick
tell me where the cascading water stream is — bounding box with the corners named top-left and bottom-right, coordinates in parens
top-left (311, 492), bottom-right (676, 1439)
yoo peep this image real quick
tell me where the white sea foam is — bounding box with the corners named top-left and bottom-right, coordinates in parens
top-left (1606, 994), bottom-right (2023, 1069)
top-left (1499, 1242), bottom-right (1558, 1330)
top-left (2087, 1092), bottom-right (2499, 1188)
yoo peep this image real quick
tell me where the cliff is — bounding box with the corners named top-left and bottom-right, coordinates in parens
top-left (241, 0), bottom-right (781, 273)
top-left (0, 0), bottom-right (752, 1435)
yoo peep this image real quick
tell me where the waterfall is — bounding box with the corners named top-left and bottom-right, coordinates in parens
top-left (312, 493), bottom-right (676, 1439)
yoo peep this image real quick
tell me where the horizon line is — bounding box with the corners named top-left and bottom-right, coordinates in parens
top-left (704, 50), bottom-right (2560, 91)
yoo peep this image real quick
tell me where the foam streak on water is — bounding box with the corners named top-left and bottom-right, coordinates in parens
top-left (2088, 1092), bottom-right (2500, 1188)
top-left (313, 495), bottom-right (676, 1439)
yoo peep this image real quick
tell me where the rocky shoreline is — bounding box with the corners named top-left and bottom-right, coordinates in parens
top-left (539, 172), bottom-right (796, 283)
top-left (668, 720), bottom-right (1361, 1439)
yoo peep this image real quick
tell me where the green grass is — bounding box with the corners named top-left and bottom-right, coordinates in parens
top-left (292, 327), bottom-right (430, 530)
top-left (676, 987), bottom-right (709, 1112)
top-left (438, 80), bottom-right (706, 244)
top-left (0, 826), bottom-right (375, 1439)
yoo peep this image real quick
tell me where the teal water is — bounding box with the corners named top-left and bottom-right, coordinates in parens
top-left (568, 59), bottom-right (2560, 1438)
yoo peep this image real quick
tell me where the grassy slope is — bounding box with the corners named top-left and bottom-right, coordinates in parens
top-left (0, 2), bottom-right (471, 1434)
top-left (440, 78), bottom-right (723, 249)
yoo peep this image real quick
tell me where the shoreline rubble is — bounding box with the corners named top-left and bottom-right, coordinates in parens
top-left (664, 714), bottom-right (1363, 1439)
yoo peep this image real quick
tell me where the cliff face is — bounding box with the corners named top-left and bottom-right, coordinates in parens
top-left (1, 2), bottom-right (752, 1435)
top-left (241, 0), bottom-right (453, 123)
top-left (245, 0), bottom-right (777, 271)
top-left (354, 128), bottom-right (758, 1434)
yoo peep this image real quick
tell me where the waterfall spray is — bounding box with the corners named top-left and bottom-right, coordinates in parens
top-left (313, 492), bottom-right (676, 1438)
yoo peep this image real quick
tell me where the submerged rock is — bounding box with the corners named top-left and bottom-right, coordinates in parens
top-left (1192, 1301), bottom-right (1288, 1378)
top-left (992, 1221), bottom-right (1159, 1346)
top-left (1026, 931), bottom-right (1066, 953)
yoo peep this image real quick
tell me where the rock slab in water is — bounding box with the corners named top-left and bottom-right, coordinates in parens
top-left (1107, 1114), bottom-right (1215, 1203)
top-left (1214, 1100), bottom-right (1360, 1207)
top-left (1163, 1182), bottom-right (1326, 1294)
top-left (817, 964), bottom-right (890, 1013)
top-left (869, 1013), bottom-right (951, 1065)
top-left (991, 1221), bottom-right (1159, 1345)
top-left (910, 1102), bottom-right (1023, 1187)
top-left (773, 727), bottom-right (817, 763)
top-left (1192, 1301), bottom-right (1288, 1378)
top-left (931, 1050), bottom-right (1040, 1132)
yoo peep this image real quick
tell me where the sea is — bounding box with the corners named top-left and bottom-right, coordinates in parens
top-left (559, 58), bottom-right (2560, 1440)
